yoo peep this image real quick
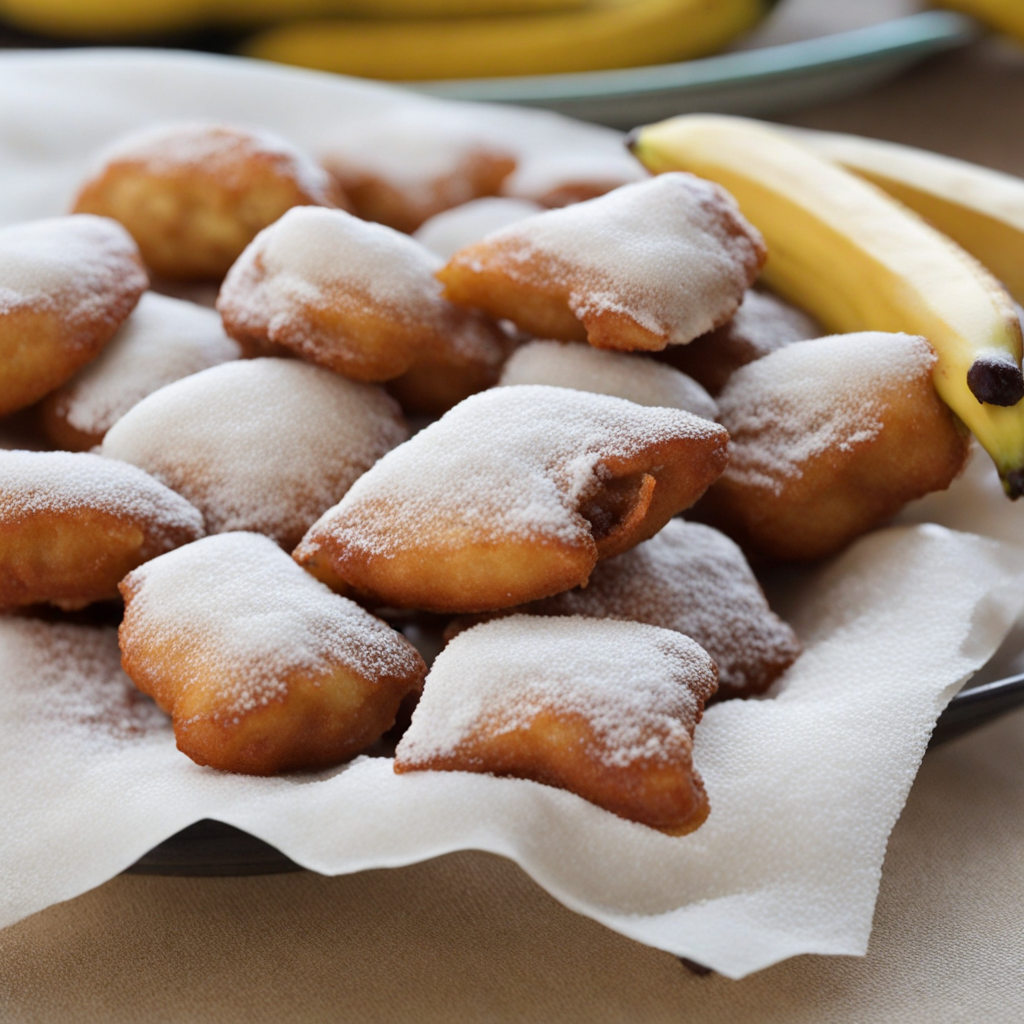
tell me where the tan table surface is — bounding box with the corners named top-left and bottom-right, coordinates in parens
top-left (5, 30), bottom-right (1024, 1024)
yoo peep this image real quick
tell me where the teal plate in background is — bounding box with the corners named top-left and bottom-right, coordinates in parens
top-left (412, 11), bottom-right (977, 129)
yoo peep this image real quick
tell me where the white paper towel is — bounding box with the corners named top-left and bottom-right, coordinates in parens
top-left (2, 50), bottom-right (1024, 979)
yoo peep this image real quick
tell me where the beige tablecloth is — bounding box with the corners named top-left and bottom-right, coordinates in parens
top-left (4, 29), bottom-right (1024, 1024)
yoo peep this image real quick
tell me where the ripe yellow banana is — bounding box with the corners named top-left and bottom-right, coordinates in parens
top-left (792, 128), bottom-right (1024, 306)
top-left (629, 114), bottom-right (1024, 497)
top-left (931, 0), bottom-right (1024, 46)
top-left (0, 0), bottom-right (586, 37)
top-left (243, 0), bottom-right (772, 81)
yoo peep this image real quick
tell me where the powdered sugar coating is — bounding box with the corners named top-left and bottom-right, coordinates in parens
top-left (305, 384), bottom-right (724, 556)
top-left (322, 108), bottom-right (512, 204)
top-left (413, 197), bottom-right (544, 259)
top-left (397, 615), bottom-right (715, 769)
top-left (121, 532), bottom-right (424, 718)
top-left (224, 205), bottom-right (444, 324)
top-left (725, 289), bottom-right (820, 357)
top-left (51, 292), bottom-right (241, 440)
top-left (0, 214), bottom-right (143, 322)
top-left (500, 340), bottom-right (718, 420)
top-left (218, 206), bottom-right (499, 377)
top-left (717, 332), bottom-right (937, 494)
top-left (82, 121), bottom-right (334, 204)
top-left (0, 617), bottom-right (168, 744)
top-left (449, 173), bottom-right (764, 347)
top-left (527, 519), bottom-right (800, 698)
top-left (100, 358), bottom-right (406, 546)
top-left (0, 448), bottom-right (204, 541)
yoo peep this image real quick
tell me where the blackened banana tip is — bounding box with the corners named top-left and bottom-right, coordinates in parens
top-left (967, 354), bottom-right (1024, 407)
top-left (624, 127), bottom-right (642, 155)
top-left (1003, 467), bottom-right (1024, 500)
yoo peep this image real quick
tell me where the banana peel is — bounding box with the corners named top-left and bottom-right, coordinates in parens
top-left (242, 0), bottom-right (772, 81)
top-left (792, 127), bottom-right (1024, 307)
top-left (931, 0), bottom-right (1024, 46)
top-left (629, 114), bottom-right (1024, 497)
top-left (0, 0), bottom-right (588, 38)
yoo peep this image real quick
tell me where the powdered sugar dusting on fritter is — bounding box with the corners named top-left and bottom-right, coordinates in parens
top-left (306, 385), bottom-right (722, 557)
top-left (718, 332), bottom-right (936, 493)
top-left (121, 532), bottom-right (423, 717)
top-left (397, 615), bottom-right (715, 769)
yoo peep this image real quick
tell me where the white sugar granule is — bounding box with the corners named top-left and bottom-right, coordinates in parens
top-left (84, 121), bottom-right (334, 202)
top-left (0, 617), bottom-right (169, 744)
top-left (718, 332), bottom-right (937, 494)
top-left (122, 532), bottom-right (423, 718)
top-left (0, 214), bottom-right (140, 321)
top-left (58, 292), bottom-right (240, 438)
top-left (218, 205), bottom-right (447, 341)
top-left (397, 615), bottom-right (715, 769)
top-left (530, 519), bottom-right (800, 696)
top-left (460, 173), bottom-right (763, 346)
top-left (0, 449), bottom-right (204, 541)
top-left (308, 384), bottom-right (723, 556)
top-left (100, 358), bottom-right (406, 545)
top-left (413, 197), bottom-right (544, 260)
top-left (500, 340), bottom-right (718, 420)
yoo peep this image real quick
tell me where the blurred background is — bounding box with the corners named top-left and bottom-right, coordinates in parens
top-left (0, 0), bottom-right (1014, 128)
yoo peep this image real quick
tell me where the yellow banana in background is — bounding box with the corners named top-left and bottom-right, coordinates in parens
top-left (932, 0), bottom-right (1024, 46)
top-left (629, 114), bottom-right (1024, 498)
top-left (793, 128), bottom-right (1024, 307)
top-left (0, 0), bottom-right (588, 37)
top-left (242, 0), bottom-right (773, 81)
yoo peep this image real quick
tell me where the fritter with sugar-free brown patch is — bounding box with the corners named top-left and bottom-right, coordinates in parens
top-left (73, 123), bottom-right (340, 281)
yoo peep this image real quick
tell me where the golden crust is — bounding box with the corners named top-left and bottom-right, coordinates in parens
top-left (695, 334), bottom-right (971, 563)
top-left (0, 451), bottom-right (204, 610)
top-left (217, 206), bottom-right (505, 384)
top-left (324, 149), bottom-right (515, 234)
top-left (72, 124), bottom-right (339, 281)
top-left (0, 216), bottom-right (147, 417)
top-left (293, 387), bottom-right (730, 614)
top-left (393, 616), bottom-right (716, 834)
top-left (397, 704), bottom-right (710, 834)
top-left (438, 175), bottom-right (766, 353)
top-left (118, 533), bottom-right (426, 775)
top-left (385, 324), bottom-right (517, 416)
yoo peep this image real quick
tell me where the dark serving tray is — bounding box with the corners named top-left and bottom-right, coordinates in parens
top-left (126, 673), bottom-right (1024, 877)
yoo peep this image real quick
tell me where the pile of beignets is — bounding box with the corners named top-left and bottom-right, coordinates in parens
top-left (0, 119), bottom-right (969, 837)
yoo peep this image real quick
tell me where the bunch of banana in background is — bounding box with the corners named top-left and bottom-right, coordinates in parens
top-left (0, 0), bottom-right (776, 79)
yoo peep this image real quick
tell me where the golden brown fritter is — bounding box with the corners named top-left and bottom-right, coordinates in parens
top-left (72, 123), bottom-right (339, 281)
top-left (394, 615), bottom-right (717, 835)
top-left (119, 532), bottom-right (426, 775)
top-left (217, 205), bottom-right (506, 384)
top-left (696, 332), bottom-right (970, 562)
top-left (438, 173), bottom-right (765, 352)
top-left (0, 215), bottom-right (147, 417)
top-left (293, 385), bottom-right (729, 614)
top-left (0, 450), bottom-right (204, 610)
